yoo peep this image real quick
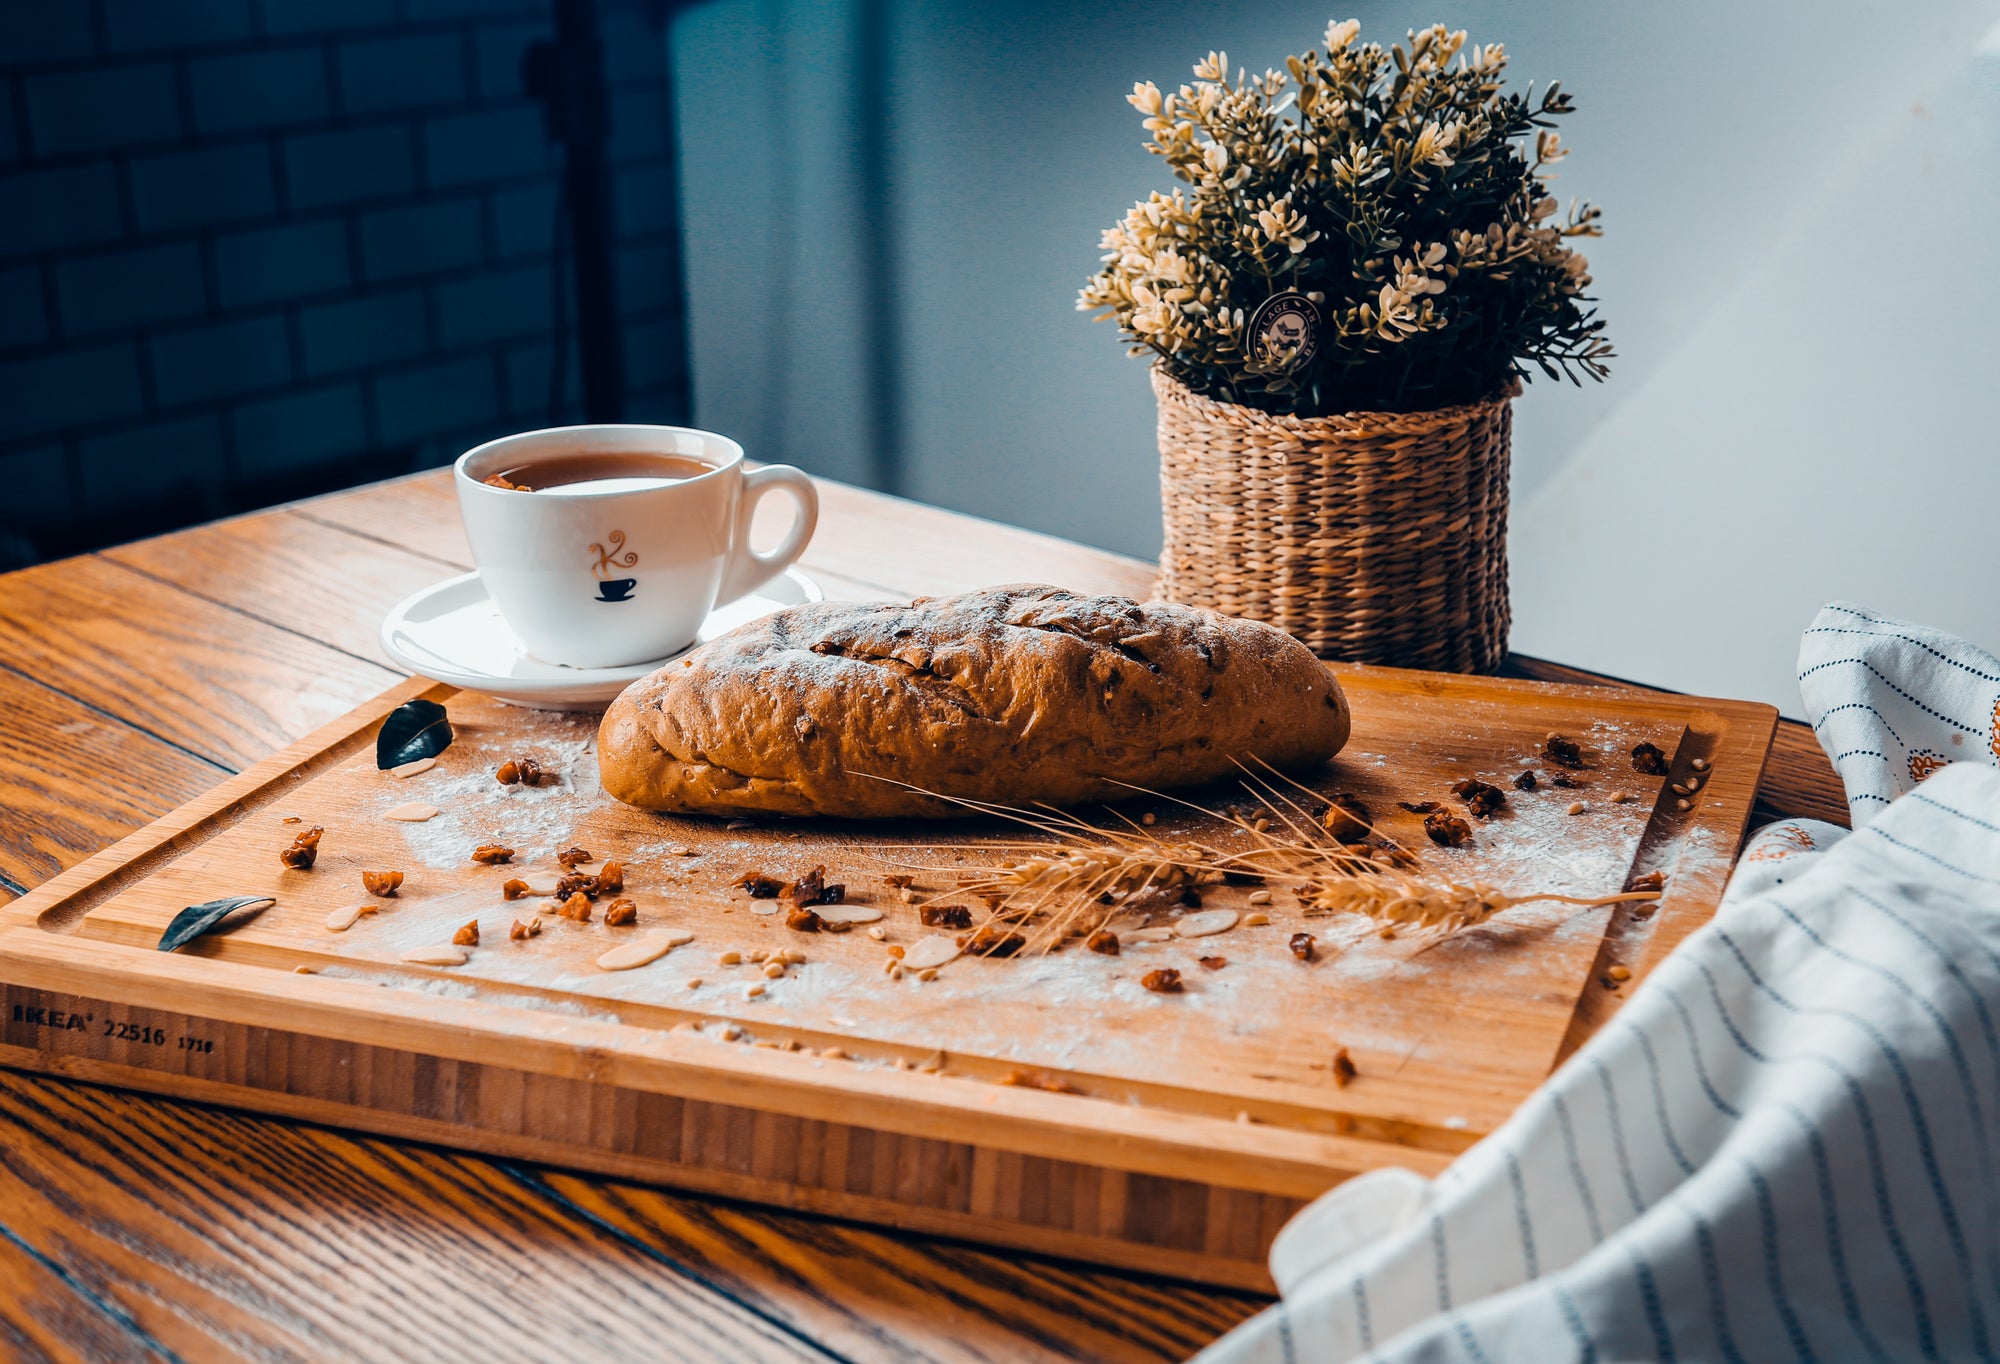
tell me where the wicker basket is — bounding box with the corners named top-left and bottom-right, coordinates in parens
top-left (1153, 367), bottom-right (1518, 673)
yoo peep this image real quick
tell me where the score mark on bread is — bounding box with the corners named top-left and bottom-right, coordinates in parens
top-left (598, 583), bottom-right (1349, 819)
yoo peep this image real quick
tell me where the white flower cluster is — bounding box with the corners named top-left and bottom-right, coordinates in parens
top-left (1080, 20), bottom-right (1612, 414)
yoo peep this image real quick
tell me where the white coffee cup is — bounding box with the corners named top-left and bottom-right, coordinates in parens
top-left (455, 424), bottom-right (818, 669)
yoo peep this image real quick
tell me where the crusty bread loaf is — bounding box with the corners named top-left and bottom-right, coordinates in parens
top-left (598, 583), bottom-right (1349, 819)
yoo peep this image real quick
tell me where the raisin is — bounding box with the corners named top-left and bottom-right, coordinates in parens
top-left (604, 899), bottom-right (638, 926)
top-left (921, 904), bottom-right (973, 930)
top-left (1086, 929), bottom-right (1120, 955)
top-left (1513, 770), bottom-right (1539, 791)
top-left (965, 924), bottom-right (1025, 957)
top-left (451, 920), bottom-right (479, 946)
top-left (738, 872), bottom-right (783, 899)
top-left (471, 843), bottom-right (514, 865)
top-left (1631, 742), bottom-right (1669, 776)
top-left (1424, 811), bottom-right (1473, 847)
top-left (1331, 1047), bottom-right (1358, 1087)
top-left (1141, 968), bottom-right (1183, 994)
top-left (555, 846), bottom-right (593, 869)
top-left (1398, 800), bottom-right (1440, 814)
top-left (786, 906), bottom-right (824, 932)
top-left (596, 861), bottom-right (625, 894)
top-left (360, 869), bottom-right (403, 896)
top-left (279, 826), bottom-right (323, 871)
top-left (500, 878), bottom-right (530, 900)
top-left (1322, 793), bottom-right (1372, 841)
top-left (1198, 955), bottom-right (1227, 971)
top-left (1289, 932), bottom-right (1316, 962)
top-left (1544, 734), bottom-right (1585, 768)
top-left (1451, 777), bottom-right (1506, 819)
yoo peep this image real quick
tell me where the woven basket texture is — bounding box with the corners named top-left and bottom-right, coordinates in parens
top-left (1153, 366), bottom-right (1517, 673)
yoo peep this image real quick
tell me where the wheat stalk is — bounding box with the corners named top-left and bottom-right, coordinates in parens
top-left (863, 775), bottom-right (1660, 957)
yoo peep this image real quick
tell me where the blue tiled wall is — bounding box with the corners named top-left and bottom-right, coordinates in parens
top-left (0, 0), bottom-right (688, 565)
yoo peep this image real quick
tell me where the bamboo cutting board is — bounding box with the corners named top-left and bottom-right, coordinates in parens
top-left (0, 667), bottom-right (1774, 1290)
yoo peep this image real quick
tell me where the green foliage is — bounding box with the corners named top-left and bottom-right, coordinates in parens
top-left (1078, 20), bottom-right (1613, 415)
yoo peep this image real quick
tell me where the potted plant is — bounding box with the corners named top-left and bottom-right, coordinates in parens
top-left (1080, 20), bottom-right (1611, 673)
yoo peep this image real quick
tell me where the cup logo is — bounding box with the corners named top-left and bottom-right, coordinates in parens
top-left (590, 530), bottom-right (639, 603)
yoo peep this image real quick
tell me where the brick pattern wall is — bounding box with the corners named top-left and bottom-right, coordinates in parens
top-left (0, 0), bottom-right (687, 565)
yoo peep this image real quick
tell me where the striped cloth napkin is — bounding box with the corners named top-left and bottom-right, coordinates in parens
top-left (1199, 602), bottom-right (2000, 1362)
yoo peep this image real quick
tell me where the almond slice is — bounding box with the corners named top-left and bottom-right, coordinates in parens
top-left (1127, 927), bottom-right (1175, 943)
top-left (813, 904), bottom-right (883, 925)
top-left (325, 903), bottom-right (372, 932)
top-left (384, 802), bottom-right (441, 822)
top-left (1173, 909), bottom-right (1240, 939)
top-left (389, 757), bottom-right (437, 778)
top-left (596, 928), bottom-right (694, 972)
top-left (400, 946), bottom-right (468, 966)
top-left (902, 935), bottom-right (961, 971)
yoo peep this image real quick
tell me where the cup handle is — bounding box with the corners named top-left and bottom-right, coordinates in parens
top-left (717, 464), bottom-right (820, 606)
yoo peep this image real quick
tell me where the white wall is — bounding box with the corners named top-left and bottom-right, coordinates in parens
top-left (671, 0), bottom-right (2000, 711)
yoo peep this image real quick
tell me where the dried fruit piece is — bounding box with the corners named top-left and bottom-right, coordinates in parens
top-left (1513, 769), bottom-right (1539, 791)
top-left (557, 892), bottom-right (592, 921)
top-left (1321, 793), bottom-right (1372, 841)
top-left (1332, 1047), bottom-right (1358, 1087)
top-left (509, 916), bottom-right (541, 940)
top-left (471, 844), bottom-right (514, 865)
top-left (360, 869), bottom-right (404, 897)
top-left (920, 904), bottom-right (973, 930)
top-left (597, 861), bottom-right (625, 894)
top-left (1140, 968), bottom-right (1183, 994)
top-left (452, 919), bottom-right (480, 946)
top-left (555, 846), bottom-right (594, 869)
top-left (884, 874), bottom-right (915, 890)
top-left (501, 878), bottom-right (531, 900)
top-left (786, 906), bottom-right (824, 932)
top-left (1424, 811), bottom-right (1473, 847)
top-left (1198, 955), bottom-right (1227, 970)
top-left (738, 872), bottom-right (783, 898)
top-left (1451, 777), bottom-right (1506, 819)
top-left (280, 826), bottom-right (323, 871)
top-left (1289, 932), bottom-right (1316, 962)
top-left (1544, 733), bottom-right (1585, 768)
top-left (551, 872), bottom-right (593, 900)
top-left (787, 866), bottom-right (826, 905)
top-left (604, 898), bottom-right (638, 926)
top-left (964, 924), bottom-right (1026, 957)
top-left (1631, 741), bottom-right (1669, 776)
top-left (1627, 870), bottom-right (1667, 894)
top-left (1398, 800), bottom-right (1439, 814)
top-left (483, 472), bottom-right (529, 490)
top-left (498, 757), bottom-right (555, 786)
top-left (1549, 772), bottom-right (1583, 789)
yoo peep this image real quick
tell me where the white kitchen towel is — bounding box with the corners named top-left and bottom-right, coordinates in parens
top-left (1721, 601), bottom-right (2000, 910)
top-left (1199, 605), bottom-right (2000, 1363)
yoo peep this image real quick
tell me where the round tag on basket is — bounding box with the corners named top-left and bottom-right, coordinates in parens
top-left (1246, 291), bottom-right (1320, 373)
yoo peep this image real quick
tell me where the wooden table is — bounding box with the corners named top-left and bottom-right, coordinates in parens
top-left (0, 469), bottom-right (1847, 1362)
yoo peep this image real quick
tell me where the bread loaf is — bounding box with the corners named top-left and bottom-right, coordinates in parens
top-left (598, 583), bottom-right (1349, 819)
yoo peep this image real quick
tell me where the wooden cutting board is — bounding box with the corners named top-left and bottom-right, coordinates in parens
top-left (0, 666), bottom-right (1774, 1291)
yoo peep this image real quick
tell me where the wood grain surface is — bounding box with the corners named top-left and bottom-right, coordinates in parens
top-left (0, 467), bottom-right (1842, 1361)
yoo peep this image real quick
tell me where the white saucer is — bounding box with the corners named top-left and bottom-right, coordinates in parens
top-left (379, 568), bottom-right (823, 709)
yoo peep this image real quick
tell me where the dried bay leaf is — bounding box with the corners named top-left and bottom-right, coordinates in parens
top-left (376, 698), bottom-right (453, 770)
top-left (158, 896), bottom-right (275, 953)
